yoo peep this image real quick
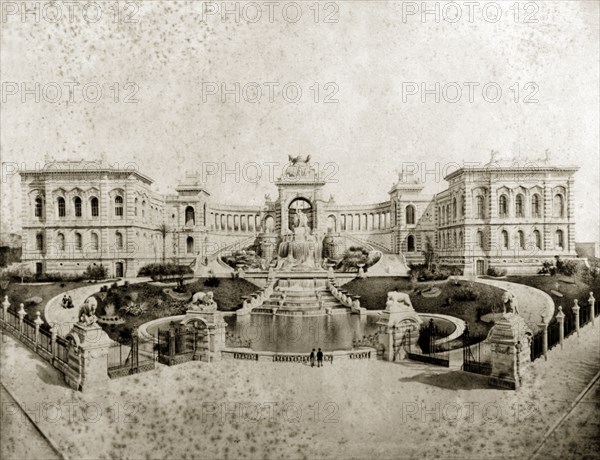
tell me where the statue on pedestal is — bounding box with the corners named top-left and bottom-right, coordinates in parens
top-left (78, 298), bottom-right (98, 327)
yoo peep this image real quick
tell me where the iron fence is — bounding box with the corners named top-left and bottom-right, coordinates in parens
top-left (107, 334), bottom-right (155, 379)
top-left (462, 327), bottom-right (492, 375)
top-left (548, 321), bottom-right (560, 350)
top-left (404, 321), bottom-right (450, 367)
top-left (39, 327), bottom-right (53, 352)
top-left (531, 333), bottom-right (544, 361)
top-left (23, 317), bottom-right (36, 342)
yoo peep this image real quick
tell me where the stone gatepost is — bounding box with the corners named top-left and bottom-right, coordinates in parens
top-left (182, 311), bottom-right (227, 362)
top-left (556, 307), bottom-right (565, 349)
top-left (17, 303), bottom-right (26, 335)
top-left (572, 300), bottom-right (580, 336)
top-left (487, 313), bottom-right (533, 390)
top-left (376, 291), bottom-right (422, 361)
top-left (1, 295), bottom-right (9, 322)
top-left (65, 323), bottom-right (113, 391)
top-left (539, 314), bottom-right (548, 360)
top-left (33, 312), bottom-right (44, 351)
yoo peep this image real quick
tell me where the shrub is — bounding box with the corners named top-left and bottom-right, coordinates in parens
top-left (138, 263), bottom-right (193, 280)
top-left (409, 263), bottom-right (451, 281)
top-left (204, 276), bottom-right (221, 288)
top-left (486, 266), bottom-right (507, 277)
top-left (83, 264), bottom-right (108, 280)
top-left (452, 286), bottom-right (479, 302)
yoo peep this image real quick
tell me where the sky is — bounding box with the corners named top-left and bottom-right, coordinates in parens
top-left (1, 0), bottom-right (598, 241)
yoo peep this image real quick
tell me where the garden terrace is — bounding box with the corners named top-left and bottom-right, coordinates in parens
top-left (344, 277), bottom-right (505, 337)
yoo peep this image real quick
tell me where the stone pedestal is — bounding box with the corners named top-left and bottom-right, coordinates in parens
top-left (376, 291), bottom-right (422, 361)
top-left (65, 323), bottom-right (113, 392)
top-left (180, 310), bottom-right (227, 362)
top-left (487, 313), bottom-right (532, 390)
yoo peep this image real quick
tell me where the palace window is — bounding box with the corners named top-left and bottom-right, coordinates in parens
top-left (75, 232), bottom-right (82, 250)
top-left (501, 230), bottom-right (509, 249)
top-left (452, 198), bottom-right (457, 220)
top-left (555, 230), bottom-right (564, 249)
top-left (406, 205), bottom-right (415, 225)
top-left (518, 231), bottom-right (525, 249)
top-left (36, 233), bottom-right (44, 251)
top-left (35, 197), bottom-right (43, 218)
top-left (553, 194), bottom-right (564, 218)
top-left (115, 196), bottom-right (124, 217)
top-left (74, 197), bottom-right (82, 217)
top-left (134, 198), bottom-right (138, 217)
top-left (533, 230), bottom-right (542, 249)
top-left (90, 197), bottom-right (99, 217)
top-left (407, 235), bottom-right (415, 252)
top-left (57, 233), bottom-right (65, 251)
top-left (91, 233), bottom-right (99, 250)
top-left (116, 231), bottom-right (123, 249)
top-left (187, 236), bottom-right (194, 254)
top-left (57, 197), bottom-right (66, 217)
top-left (477, 231), bottom-right (484, 248)
top-left (476, 196), bottom-right (485, 219)
top-left (531, 194), bottom-right (541, 218)
top-left (515, 194), bottom-right (524, 218)
top-left (499, 195), bottom-right (508, 218)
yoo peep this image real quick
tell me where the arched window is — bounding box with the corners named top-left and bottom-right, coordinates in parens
top-left (115, 196), bottom-right (124, 217)
top-left (515, 194), bottom-right (524, 218)
top-left (75, 232), bottom-right (82, 250)
top-left (134, 198), bottom-right (138, 217)
top-left (555, 230), bottom-right (564, 249)
top-left (452, 198), bottom-right (457, 219)
top-left (476, 196), bottom-right (484, 219)
top-left (90, 197), bottom-right (99, 217)
top-left (57, 197), bottom-right (66, 217)
top-left (518, 231), bottom-right (525, 249)
top-left (327, 215), bottom-right (336, 232)
top-left (74, 197), bottom-right (82, 217)
top-left (501, 230), bottom-right (509, 249)
top-left (499, 195), bottom-right (508, 217)
top-left (477, 231), bottom-right (484, 248)
top-left (186, 236), bottom-right (194, 254)
top-left (91, 233), bottom-right (99, 250)
top-left (116, 231), bottom-right (123, 249)
top-left (142, 200), bottom-right (146, 218)
top-left (553, 194), bottom-right (564, 218)
top-left (459, 231), bottom-right (463, 247)
top-left (533, 230), bottom-right (541, 249)
top-left (36, 233), bottom-right (44, 251)
top-left (35, 197), bottom-right (43, 217)
top-left (57, 233), bottom-right (65, 251)
top-left (531, 194), bottom-right (541, 218)
top-left (407, 235), bottom-right (415, 252)
top-left (406, 205), bottom-right (415, 225)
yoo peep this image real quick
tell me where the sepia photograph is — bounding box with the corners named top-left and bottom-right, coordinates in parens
top-left (0, 1), bottom-right (599, 459)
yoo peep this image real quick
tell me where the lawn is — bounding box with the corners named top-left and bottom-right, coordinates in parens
top-left (507, 274), bottom-right (599, 321)
top-left (344, 277), bottom-right (504, 337)
top-left (1, 281), bottom-right (89, 320)
top-left (94, 278), bottom-right (258, 343)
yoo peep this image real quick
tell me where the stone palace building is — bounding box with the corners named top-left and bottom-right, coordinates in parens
top-left (19, 156), bottom-right (578, 278)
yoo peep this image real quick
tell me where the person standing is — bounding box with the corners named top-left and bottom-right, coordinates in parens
top-left (316, 348), bottom-right (323, 367)
top-left (310, 349), bottom-right (315, 367)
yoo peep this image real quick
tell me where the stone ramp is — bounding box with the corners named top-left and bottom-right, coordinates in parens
top-left (367, 254), bottom-right (410, 277)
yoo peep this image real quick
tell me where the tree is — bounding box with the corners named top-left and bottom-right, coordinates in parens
top-left (157, 224), bottom-right (170, 263)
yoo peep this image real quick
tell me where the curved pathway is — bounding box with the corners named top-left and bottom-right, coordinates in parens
top-left (44, 277), bottom-right (151, 337)
top-left (455, 276), bottom-right (556, 332)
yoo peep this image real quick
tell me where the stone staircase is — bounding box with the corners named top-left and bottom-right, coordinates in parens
top-left (259, 278), bottom-right (349, 316)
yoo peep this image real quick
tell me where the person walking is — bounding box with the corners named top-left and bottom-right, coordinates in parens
top-left (316, 348), bottom-right (323, 367)
top-left (310, 349), bottom-right (315, 367)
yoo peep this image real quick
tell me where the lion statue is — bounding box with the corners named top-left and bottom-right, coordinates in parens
top-left (189, 291), bottom-right (217, 312)
top-left (385, 291), bottom-right (415, 313)
top-left (78, 297), bottom-right (98, 327)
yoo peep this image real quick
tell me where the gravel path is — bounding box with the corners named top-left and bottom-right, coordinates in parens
top-left (456, 276), bottom-right (556, 333)
top-left (43, 278), bottom-right (151, 336)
